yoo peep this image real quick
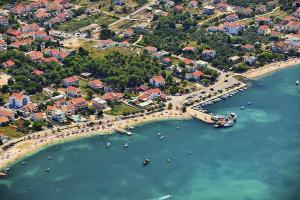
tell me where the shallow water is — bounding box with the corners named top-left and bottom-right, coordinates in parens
top-left (1, 66), bottom-right (300, 200)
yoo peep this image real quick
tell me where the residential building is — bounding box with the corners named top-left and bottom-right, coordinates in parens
top-left (0, 116), bottom-right (9, 125)
top-left (92, 98), bottom-right (108, 109)
top-left (203, 6), bottom-right (215, 15)
top-left (202, 49), bottom-right (216, 59)
top-left (32, 112), bottom-right (46, 121)
top-left (224, 22), bottom-right (245, 35)
top-left (272, 41), bottom-right (286, 53)
top-left (285, 34), bottom-right (300, 47)
top-left (63, 76), bottom-right (79, 87)
top-left (285, 21), bottom-right (300, 32)
top-left (60, 104), bottom-right (75, 116)
top-left (66, 86), bottom-right (81, 97)
top-left (0, 108), bottom-right (15, 121)
top-left (9, 92), bottom-right (30, 108)
top-left (0, 16), bottom-right (8, 27)
top-left (1, 60), bottom-right (15, 68)
top-left (51, 109), bottom-right (65, 123)
top-left (245, 56), bottom-right (257, 66)
top-left (257, 25), bottom-right (270, 35)
top-left (255, 17), bottom-right (272, 25)
top-left (241, 44), bottom-right (255, 51)
top-left (21, 23), bottom-right (41, 33)
top-left (145, 46), bottom-right (157, 54)
top-left (138, 88), bottom-right (162, 101)
top-left (149, 75), bottom-right (165, 88)
top-left (0, 40), bottom-right (7, 50)
top-left (23, 103), bottom-right (38, 113)
top-left (68, 97), bottom-right (87, 111)
top-left (224, 13), bottom-right (238, 22)
top-left (191, 70), bottom-right (203, 81)
top-left (88, 79), bottom-right (104, 90)
top-left (26, 51), bottom-right (44, 61)
top-left (102, 92), bottom-right (124, 102)
top-left (97, 39), bottom-right (116, 49)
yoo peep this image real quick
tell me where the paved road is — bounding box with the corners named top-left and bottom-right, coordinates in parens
top-left (108, 0), bottom-right (157, 29)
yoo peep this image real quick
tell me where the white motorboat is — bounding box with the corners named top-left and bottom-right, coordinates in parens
top-left (296, 80), bottom-right (299, 85)
top-left (106, 142), bottom-right (111, 148)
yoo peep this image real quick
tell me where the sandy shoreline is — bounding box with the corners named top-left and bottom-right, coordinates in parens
top-left (0, 111), bottom-right (191, 170)
top-left (1, 58), bottom-right (299, 171)
top-left (242, 58), bottom-right (300, 79)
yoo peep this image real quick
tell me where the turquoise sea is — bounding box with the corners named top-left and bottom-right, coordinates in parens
top-left (1, 66), bottom-right (300, 200)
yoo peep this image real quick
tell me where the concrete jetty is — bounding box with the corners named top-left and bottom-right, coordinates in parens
top-left (114, 128), bottom-right (133, 136)
top-left (188, 108), bottom-right (214, 124)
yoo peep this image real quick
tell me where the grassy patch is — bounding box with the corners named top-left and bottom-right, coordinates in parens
top-left (106, 102), bottom-right (141, 116)
top-left (79, 78), bottom-right (89, 96)
top-left (57, 13), bottom-right (116, 32)
top-left (80, 40), bottom-right (133, 58)
top-left (0, 126), bottom-right (23, 138)
top-left (31, 93), bottom-right (49, 104)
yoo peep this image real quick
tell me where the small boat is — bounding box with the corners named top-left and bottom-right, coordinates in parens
top-left (143, 159), bottom-right (150, 166)
top-left (167, 158), bottom-right (170, 163)
top-left (106, 142), bottom-right (111, 148)
top-left (188, 150), bottom-right (192, 155)
top-left (159, 136), bottom-right (165, 140)
top-left (129, 126), bottom-right (134, 130)
top-left (4, 168), bottom-right (10, 173)
top-left (158, 132), bottom-right (162, 136)
top-left (45, 168), bottom-right (50, 172)
top-left (223, 120), bottom-right (234, 127)
top-left (241, 106), bottom-right (245, 110)
top-left (123, 143), bottom-right (128, 148)
top-left (247, 101), bottom-right (252, 105)
top-left (296, 80), bottom-right (299, 85)
top-left (48, 156), bottom-right (52, 160)
top-left (0, 172), bottom-right (7, 178)
top-left (155, 194), bottom-right (173, 200)
top-left (21, 161), bottom-right (28, 165)
top-left (177, 126), bottom-right (180, 129)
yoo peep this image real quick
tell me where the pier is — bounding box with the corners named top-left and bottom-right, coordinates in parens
top-left (114, 128), bottom-right (133, 136)
top-left (188, 108), bottom-right (214, 124)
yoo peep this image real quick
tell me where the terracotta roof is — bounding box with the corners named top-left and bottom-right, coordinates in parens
top-left (192, 70), bottom-right (203, 77)
top-left (2, 60), bottom-right (15, 67)
top-left (145, 46), bottom-right (157, 52)
top-left (102, 92), bottom-right (123, 101)
top-left (259, 25), bottom-right (269, 31)
top-left (33, 112), bottom-right (46, 120)
top-left (67, 86), bottom-right (80, 92)
top-left (0, 116), bottom-right (9, 123)
top-left (11, 92), bottom-right (27, 101)
top-left (0, 109), bottom-right (14, 117)
top-left (183, 58), bottom-right (193, 65)
top-left (151, 75), bottom-right (165, 83)
top-left (89, 79), bottom-right (103, 87)
top-left (33, 69), bottom-right (44, 75)
top-left (286, 21), bottom-right (300, 27)
top-left (64, 76), bottom-right (79, 83)
top-left (70, 97), bottom-right (86, 105)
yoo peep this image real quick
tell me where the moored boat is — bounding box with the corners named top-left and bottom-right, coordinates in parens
top-left (143, 159), bottom-right (150, 166)
top-left (296, 80), bottom-right (299, 85)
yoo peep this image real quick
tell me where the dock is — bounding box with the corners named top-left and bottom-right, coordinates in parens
top-left (188, 108), bottom-right (214, 124)
top-left (114, 128), bottom-right (133, 136)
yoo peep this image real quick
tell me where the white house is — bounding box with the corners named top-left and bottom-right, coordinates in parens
top-left (92, 98), bottom-right (108, 109)
top-left (51, 109), bottom-right (65, 123)
top-left (9, 92), bottom-right (30, 108)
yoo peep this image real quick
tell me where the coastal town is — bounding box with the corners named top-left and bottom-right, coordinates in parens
top-left (0, 0), bottom-right (300, 170)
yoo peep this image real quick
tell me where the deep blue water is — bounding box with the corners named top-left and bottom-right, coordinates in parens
top-left (1, 65), bottom-right (300, 200)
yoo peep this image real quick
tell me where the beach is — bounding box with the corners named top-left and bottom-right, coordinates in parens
top-left (242, 58), bottom-right (300, 79)
top-left (0, 59), bottom-right (299, 171)
top-left (0, 110), bottom-right (191, 170)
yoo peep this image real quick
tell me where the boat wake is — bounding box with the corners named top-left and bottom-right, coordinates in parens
top-left (147, 194), bottom-right (172, 200)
